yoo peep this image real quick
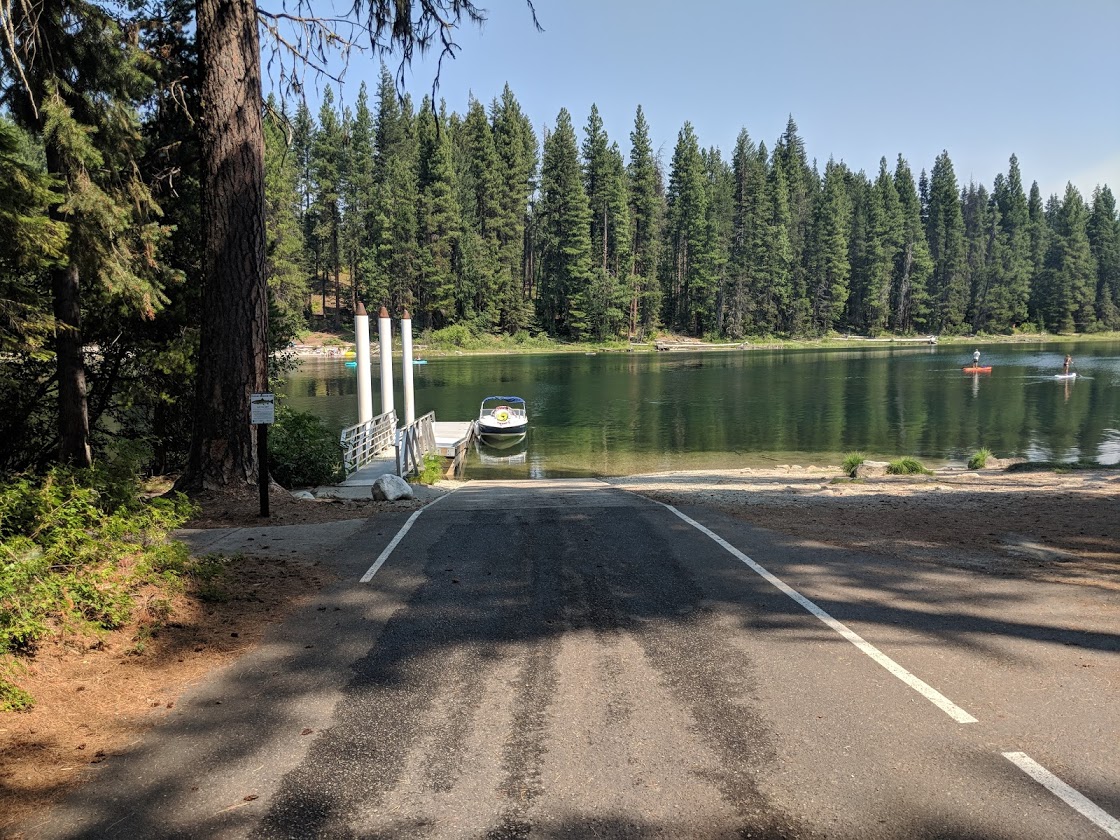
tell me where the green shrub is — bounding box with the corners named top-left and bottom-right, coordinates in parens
top-left (886, 457), bottom-right (932, 475)
top-left (427, 324), bottom-right (478, 349)
top-left (967, 447), bottom-right (993, 470)
top-left (841, 452), bottom-right (865, 478)
top-left (411, 452), bottom-right (444, 486)
top-left (0, 677), bottom-right (33, 712)
top-left (0, 467), bottom-right (194, 658)
top-left (268, 408), bottom-right (344, 488)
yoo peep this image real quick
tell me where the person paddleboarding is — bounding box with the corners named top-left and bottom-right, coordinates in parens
top-left (1063, 354), bottom-right (1072, 375)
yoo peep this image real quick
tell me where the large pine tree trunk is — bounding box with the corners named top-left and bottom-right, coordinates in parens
top-left (177, 0), bottom-right (268, 493)
top-left (51, 261), bottom-right (92, 467)
top-left (40, 136), bottom-right (93, 468)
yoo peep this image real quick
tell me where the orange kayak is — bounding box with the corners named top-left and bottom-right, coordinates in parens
top-left (962, 365), bottom-right (992, 373)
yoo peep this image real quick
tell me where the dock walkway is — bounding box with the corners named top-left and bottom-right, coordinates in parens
top-left (327, 420), bottom-right (475, 497)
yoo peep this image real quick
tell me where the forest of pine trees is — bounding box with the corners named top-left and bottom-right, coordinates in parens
top-left (268, 68), bottom-right (1120, 342)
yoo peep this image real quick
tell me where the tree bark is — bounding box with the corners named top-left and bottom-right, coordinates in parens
top-left (177, 0), bottom-right (268, 493)
top-left (50, 261), bottom-right (92, 467)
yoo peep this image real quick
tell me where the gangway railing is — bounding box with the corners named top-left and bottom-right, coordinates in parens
top-left (396, 411), bottom-right (437, 477)
top-left (340, 409), bottom-right (398, 475)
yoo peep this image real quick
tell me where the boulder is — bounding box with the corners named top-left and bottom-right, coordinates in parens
top-left (984, 457), bottom-right (1025, 470)
top-left (290, 490), bottom-right (316, 500)
top-left (371, 474), bottom-right (415, 501)
top-left (854, 460), bottom-right (890, 478)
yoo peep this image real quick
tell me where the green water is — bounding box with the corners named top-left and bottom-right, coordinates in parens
top-left (282, 341), bottom-right (1120, 479)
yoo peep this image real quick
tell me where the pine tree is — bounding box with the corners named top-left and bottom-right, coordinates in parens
top-left (726, 129), bottom-right (758, 338)
top-left (926, 151), bottom-right (968, 332)
top-left (807, 159), bottom-right (852, 334)
top-left (580, 105), bottom-right (631, 339)
top-left (704, 146), bottom-right (734, 337)
top-left (0, 117), bottom-right (67, 351)
top-left (343, 83), bottom-right (376, 308)
top-left (991, 155), bottom-right (1032, 329)
top-left (583, 105), bottom-right (612, 273)
top-left (891, 156), bottom-right (932, 333)
top-left (490, 85), bottom-right (537, 333)
top-left (311, 87), bottom-right (346, 325)
top-left (536, 109), bottom-right (593, 339)
top-left (626, 105), bottom-right (663, 337)
top-left (263, 96), bottom-right (310, 342)
top-left (369, 66), bottom-right (418, 314)
top-left (290, 101), bottom-right (317, 312)
top-left (961, 181), bottom-right (995, 332)
top-left (459, 95), bottom-right (502, 327)
top-left (840, 172), bottom-right (864, 334)
top-left (773, 116), bottom-right (817, 333)
top-left (590, 141), bottom-right (633, 339)
top-left (1042, 184), bottom-right (1098, 332)
top-left (1026, 182), bottom-right (1050, 328)
top-left (604, 142), bottom-right (633, 284)
top-left (1087, 186), bottom-right (1120, 329)
top-left (416, 99), bottom-right (461, 329)
top-left (762, 144), bottom-right (795, 335)
top-left (663, 122), bottom-right (713, 335)
top-left (865, 158), bottom-right (902, 334)
top-left (1, 1), bottom-right (173, 467)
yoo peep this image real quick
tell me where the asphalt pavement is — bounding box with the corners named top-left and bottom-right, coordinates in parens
top-left (28, 480), bottom-right (1120, 839)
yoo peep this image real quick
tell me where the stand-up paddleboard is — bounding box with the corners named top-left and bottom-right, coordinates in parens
top-left (1054, 372), bottom-right (1077, 380)
top-left (963, 365), bottom-right (992, 373)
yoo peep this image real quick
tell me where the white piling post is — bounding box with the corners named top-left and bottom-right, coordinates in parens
top-left (354, 302), bottom-right (373, 424)
top-left (401, 309), bottom-right (416, 426)
top-left (378, 305), bottom-right (394, 418)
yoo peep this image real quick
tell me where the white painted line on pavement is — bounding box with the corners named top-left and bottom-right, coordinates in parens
top-left (1003, 751), bottom-right (1120, 838)
top-left (359, 492), bottom-right (451, 583)
top-left (660, 502), bottom-right (978, 725)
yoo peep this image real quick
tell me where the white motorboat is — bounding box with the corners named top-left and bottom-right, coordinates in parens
top-left (477, 396), bottom-right (528, 446)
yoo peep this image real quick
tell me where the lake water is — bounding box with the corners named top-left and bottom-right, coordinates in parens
top-left (282, 340), bottom-right (1120, 479)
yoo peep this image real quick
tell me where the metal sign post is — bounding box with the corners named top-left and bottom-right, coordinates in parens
top-left (250, 393), bottom-right (275, 517)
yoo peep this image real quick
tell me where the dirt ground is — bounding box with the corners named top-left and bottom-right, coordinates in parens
top-left (2, 467), bottom-right (1117, 836)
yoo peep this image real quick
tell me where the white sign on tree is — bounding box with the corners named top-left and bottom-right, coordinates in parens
top-left (250, 393), bottom-right (275, 425)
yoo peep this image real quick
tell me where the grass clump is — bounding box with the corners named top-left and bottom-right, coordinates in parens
top-left (411, 452), bottom-right (444, 486)
top-left (967, 447), bottom-right (993, 470)
top-left (841, 452), bottom-right (865, 478)
top-left (0, 466), bottom-right (196, 708)
top-left (886, 457), bottom-right (933, 476)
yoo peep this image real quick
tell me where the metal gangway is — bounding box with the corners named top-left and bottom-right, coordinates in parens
top-left (340, 409), bottom-right (398, 476)
top-left (340, 410), bottom-right (476, 482)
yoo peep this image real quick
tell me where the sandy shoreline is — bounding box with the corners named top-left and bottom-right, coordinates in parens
top-left (607, 465), bottom-right (1120, 590)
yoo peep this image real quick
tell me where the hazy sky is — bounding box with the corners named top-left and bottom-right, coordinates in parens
top-left (309, 0), bottom-right (1119, 201)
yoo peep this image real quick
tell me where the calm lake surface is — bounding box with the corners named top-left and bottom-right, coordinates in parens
top-left (282, 340), bottom-right (1120, 479)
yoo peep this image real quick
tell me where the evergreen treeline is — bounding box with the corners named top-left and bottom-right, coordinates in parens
top-left (274, 70), bottom-right (1120, 341)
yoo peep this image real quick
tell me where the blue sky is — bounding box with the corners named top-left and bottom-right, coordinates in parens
top-left (309, 0), bottom-right (1119, 201)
